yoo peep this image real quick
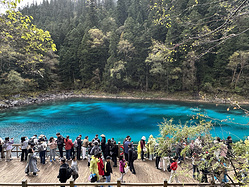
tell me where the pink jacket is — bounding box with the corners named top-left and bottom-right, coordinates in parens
top-left (119, 159), bottom-right (126, 173)
top-left (48, 140), bottom-right (57, 150)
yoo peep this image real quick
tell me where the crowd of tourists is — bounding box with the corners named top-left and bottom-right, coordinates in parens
top-left (0, 133), bottom-right (247, 185)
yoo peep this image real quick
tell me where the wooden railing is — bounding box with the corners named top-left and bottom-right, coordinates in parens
top-left (0, 179), bottom-right (242, 187)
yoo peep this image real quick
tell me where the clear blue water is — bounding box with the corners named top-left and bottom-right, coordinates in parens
top-left (0, 98), bottom-right (248, 143)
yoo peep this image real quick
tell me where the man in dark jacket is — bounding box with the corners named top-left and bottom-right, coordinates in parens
top-left (100, 134), bottom-right (106, 159)
top-left (128, 144), bottom-right (136, 174)
top-left (56, 133), bottom-right (64, 158)
top-left (76, 135), bottom-right (82, 160)
top-left (57, 158), bottom-right (69, 187)
top-left (111, 141), bottom-right (118, 167)
top-left (104, 156), bottom-right (113, 186)
top-left (124, 137), bottom-right (131, 161)
top-left (92, 134), bottom-right (100, 144)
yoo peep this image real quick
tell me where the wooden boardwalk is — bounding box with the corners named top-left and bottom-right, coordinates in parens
top-left (0, 158), bottom-right (197, 186)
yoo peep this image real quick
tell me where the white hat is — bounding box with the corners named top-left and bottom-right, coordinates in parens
top-left (100, 134), bottom-right (105, 137)
top-left (142, 136), bottom-right (146, 140)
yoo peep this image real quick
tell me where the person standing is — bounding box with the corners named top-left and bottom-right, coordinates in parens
top-left (148, 135), bottom-right (156, 160)
top-left (119, 155), bottom-right (126, 182)
top-left (21, 137), bottom-right (29, 162)
top-left (0, 137), bottom-right (3, 160)
top-left (3, 137), bottom-right (14, 162)
top-left (38, 137), bottom-right (47, 165)
top-left (56, 133), bottom-right (64, 158)
top-left (71, 156), bottom-right (79, 181)
top-left (105, 139), bottom-right (112, 158)
top-left (140, 136), bottom-right (146, 161)
top-left (226, 136), bottom-right (233, 157)
top-left (100, 134), bottom-right (106, 159)
top-left (98, 153), bottom-right (105, 179)
top-left (168, 156), bottom-right (179, 183)
top-left (48, 137), bottom-right (57, 162)
top-left (57, 158), bottom-right (70, 187)
top-left (64, 136), bottom-right (74, 161)
top-left (76, 135), bottom-right (82, 160)
top-left (104, 156), bottom-right (113, 187)
top-left (25, 143), bottom-right (39, 176)
top-left (124, 137), bottom-right (131, 161)
top-left (111, 141), bottom-right (118, 167)
top-left (90, 154), bottom-right (100, 182)
top-left (82, 136), bottom-right (89, 160)
top-left (128, 144), bottom-right (136, 174)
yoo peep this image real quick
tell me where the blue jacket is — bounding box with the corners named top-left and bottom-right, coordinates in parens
top-left (124, 141), bottom-right (133, 154)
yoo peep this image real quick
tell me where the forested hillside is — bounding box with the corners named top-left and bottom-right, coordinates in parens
top-left (1, 0), bottom-right (249, 96)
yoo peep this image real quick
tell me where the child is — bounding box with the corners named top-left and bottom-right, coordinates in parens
top-left (168, 156), bottom-right (179, 183)
top-left (71, 156), bottom-right (79, 181)
top-left (104, 156), bottom-right (113, 187)
top-left (119, 155), bottom-right (126, 182)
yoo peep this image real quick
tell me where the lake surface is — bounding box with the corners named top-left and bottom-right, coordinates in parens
top-left (0, 98), bottom-right (248, 143)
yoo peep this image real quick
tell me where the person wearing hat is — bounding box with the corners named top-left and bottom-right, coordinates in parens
top-left (104, 156), bottom-right (113, 186)
top-left (100, 134), bottom-right (106, 159)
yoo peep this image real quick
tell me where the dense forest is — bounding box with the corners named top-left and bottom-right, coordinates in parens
top-left (1, 0), bottom-right (249, 96)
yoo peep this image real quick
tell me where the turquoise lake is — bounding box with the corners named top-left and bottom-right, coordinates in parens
top-left (0, 98), bottom-right (248, 143)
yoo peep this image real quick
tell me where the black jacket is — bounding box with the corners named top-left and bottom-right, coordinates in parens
top-left (105, 142), bottom-right (112, 157)
top-left (57, 136), bottom-right (64, 147)
top-left (76, 137), bottom-right (82, 147)
top-left (128, 147), bottom-right (133, 162)
top-left (111, 145), bottom-right (118, 157)
top-left (58, 163), bottom-right (69, 182)
top-left (104, 161), bottom-right (112, 176)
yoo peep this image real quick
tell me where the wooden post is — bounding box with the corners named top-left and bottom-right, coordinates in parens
top-left (17, 145), bottom-right (19, 158)
top-left (22, 179), bottom-right (27, 187)
top-left (118, 142), bottom-right (121, 156)
top-left (69, 179), bottom-right (74, 187)
top-left (117, 180), bottom-right (121, 187)
top-left (163, 179), bottom-right (168, 187)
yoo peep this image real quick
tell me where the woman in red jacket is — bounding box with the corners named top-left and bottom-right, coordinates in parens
top-left (64, 136), bottom-right (74, 161)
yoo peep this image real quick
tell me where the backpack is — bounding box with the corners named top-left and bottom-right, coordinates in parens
top-left (65, 166), bottom-right (72, 180)
top-left (28, 138), bottom-right (34, 145)
top-left (132, 150), bottom-right (138, 160)
top-left (94, 147), bottom-right (100, 156)
top-left (167, 164), bottom-right (171, 172)
top-left (74, 140), bottom-right (78, 148)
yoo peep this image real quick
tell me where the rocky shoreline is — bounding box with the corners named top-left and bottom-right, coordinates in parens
top-left (1, 91), bottom-right (247, 110)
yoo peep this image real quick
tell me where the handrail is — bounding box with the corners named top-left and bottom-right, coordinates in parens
top-left (0, 179), bottom-right (242, 187)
